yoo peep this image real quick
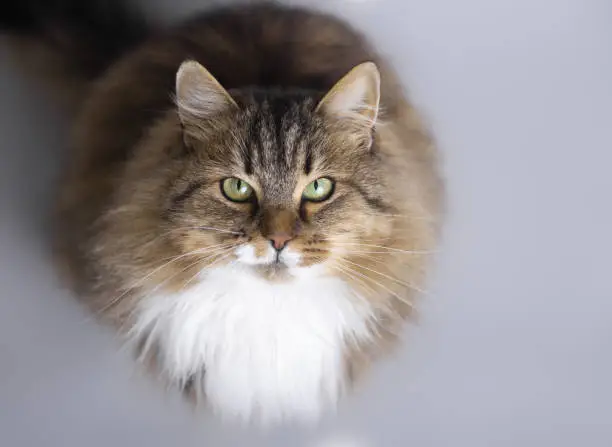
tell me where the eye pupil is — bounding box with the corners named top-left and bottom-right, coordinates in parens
top-left (302, 177), bottom-right (334, 202)
top-left (222, 177), bottom-right (253, 202)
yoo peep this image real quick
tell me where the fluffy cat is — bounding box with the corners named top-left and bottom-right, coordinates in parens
top-left (1, 0), bottom-right (443, 424)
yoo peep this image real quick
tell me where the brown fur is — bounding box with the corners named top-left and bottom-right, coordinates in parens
top-left (37, 4), bottom-right (442, 391)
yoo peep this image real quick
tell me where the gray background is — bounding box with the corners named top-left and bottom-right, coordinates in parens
top-left (1, 0), bottom-right (611, 446)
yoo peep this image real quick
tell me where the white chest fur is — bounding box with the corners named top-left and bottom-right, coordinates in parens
top-left (130, 263), bottom-right (373, 423)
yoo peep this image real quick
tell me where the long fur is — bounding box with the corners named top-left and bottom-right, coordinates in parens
top-left (1, 1), bottom-right (444, 424)
top-left (131, 258), bottom-right (373, 424)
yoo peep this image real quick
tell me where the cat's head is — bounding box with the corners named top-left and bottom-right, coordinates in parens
top-left (158, 60), bottom-right (395, 281)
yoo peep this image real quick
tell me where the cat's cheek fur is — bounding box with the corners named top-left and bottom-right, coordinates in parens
top-left (128, 262), bottom-right (373, 423)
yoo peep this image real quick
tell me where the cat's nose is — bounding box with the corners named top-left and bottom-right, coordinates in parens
top-left (269, 233), bottom-right (292, 251)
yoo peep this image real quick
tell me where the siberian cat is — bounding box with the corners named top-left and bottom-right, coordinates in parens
top-left (1, 0), bottom-right (443, 424)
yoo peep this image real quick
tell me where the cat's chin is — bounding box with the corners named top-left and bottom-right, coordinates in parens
top-left (251, 262), bottom-right (293, 283)
top-left (232, 259), bottom-right (327, 284)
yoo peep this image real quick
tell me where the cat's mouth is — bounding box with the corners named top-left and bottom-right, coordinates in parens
top-left (234, 244), bottom-right (301, 276)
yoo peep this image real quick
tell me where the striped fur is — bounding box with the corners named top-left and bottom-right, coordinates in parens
top-left (2, 1), bottom-right (444, 424)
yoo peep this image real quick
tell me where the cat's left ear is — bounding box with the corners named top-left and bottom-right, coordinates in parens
top-left (175, 60), bottom-right (237, 128)
top-left (316, 62), bottom-right (381, 132)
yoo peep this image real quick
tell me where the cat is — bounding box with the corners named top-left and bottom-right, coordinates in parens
top-left (1, 0), bottom-right (443, 424)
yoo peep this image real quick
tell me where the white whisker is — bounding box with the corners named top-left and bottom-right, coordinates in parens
top-left (121, 246), bottom-right (239, 332)
top-left (179, 251), bottom-right (235, 291)
top-left (340, 258), bottom-right (427, 295)
top-left (198, 226), bottom-right (243, 235)
top-left (140, 226), bottom-right (242, 250)
top-left (327, 241), bottom-right (435, 255)
top-left (95, 243), bottom-right (237, 316)
top-left (335, 261), bottom-right (417, 309)
top-left (331, 263), bottom-right (378, 298)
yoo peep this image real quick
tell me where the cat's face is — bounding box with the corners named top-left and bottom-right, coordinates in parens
top-left (164, 61), bottom-right (393, 280)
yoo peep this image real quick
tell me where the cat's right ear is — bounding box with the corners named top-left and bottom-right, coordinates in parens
top-left (316, 62), bottom-right (380, 130)
top-left (175, 60), bottom-right (237, 129)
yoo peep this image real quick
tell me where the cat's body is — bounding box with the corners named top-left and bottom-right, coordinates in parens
top-left (2, 1), bottom-right (443, 423)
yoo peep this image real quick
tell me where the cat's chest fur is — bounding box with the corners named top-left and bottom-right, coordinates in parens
top-left (131, 264), bottom-right (373, 423)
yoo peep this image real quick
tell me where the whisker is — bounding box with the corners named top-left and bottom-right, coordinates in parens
top-left (145, 246), bottom-right (236, 295)
top-left (331, 264), bottom-right (378, 298)
top-left (180, 251), bottom-right (235, 290)
top-left (197, 226), bottom-right (243, 235)
top-left (155, 242), bottom-right (235, 263)
top-left (94, 251), bottom-right (201, 317)
top-left (94, 244), bottom-right (237, 316)
top-left (326, 242), bottom-right (435, 255)
top-left (140, 226), bottom-right (242, 250)
top-left (335, 262), bottom-right (415, 310)
top-left (330, 264), bottom-right (396, 325)
top-left (121, 246), bottom-right (238, 335)
top-left (328, 249), bottom-right (389, 264)
top-left (340, 258), bottom-right (428, 295)
top-left (329, 249), bottom-right (431, 256)
top-left (374, 213), bottom-right (435, 219)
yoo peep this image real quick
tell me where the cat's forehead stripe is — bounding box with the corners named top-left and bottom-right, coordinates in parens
top-left (243, 96), bottom-right (313, 179)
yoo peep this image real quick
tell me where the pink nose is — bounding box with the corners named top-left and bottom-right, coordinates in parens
top-left (269, 234), bottom-right (292, 251)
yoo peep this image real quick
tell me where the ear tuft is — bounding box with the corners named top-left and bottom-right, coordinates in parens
top-left (175, 60), bottom-right (237, 126)
top-left (316, 62), bottom-right (381, 129)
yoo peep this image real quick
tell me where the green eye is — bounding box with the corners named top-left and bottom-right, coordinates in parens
top-left (302, 177), bottom-right (334, 202)
top-left (221, 177), bottom-right (254, 202)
